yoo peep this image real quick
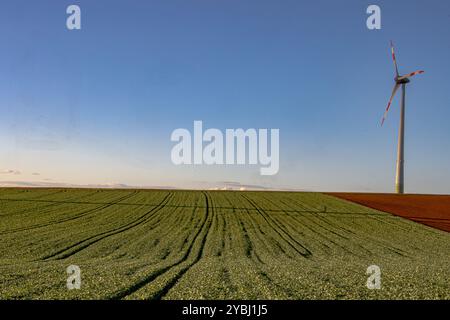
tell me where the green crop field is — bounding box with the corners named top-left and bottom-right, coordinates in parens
top-left (0, 188), bottom-right (448, 299)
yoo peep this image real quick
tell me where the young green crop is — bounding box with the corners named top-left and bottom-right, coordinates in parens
top-left (0, 188), bottom-right (449, 299)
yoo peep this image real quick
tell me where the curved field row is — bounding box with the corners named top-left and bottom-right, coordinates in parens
top-left (0, 191), bottom-right (140, 234)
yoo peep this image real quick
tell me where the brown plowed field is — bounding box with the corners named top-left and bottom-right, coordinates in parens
top-left (328, 193), bottom-right (450, 233)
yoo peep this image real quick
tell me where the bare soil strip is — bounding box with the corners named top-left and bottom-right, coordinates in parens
top-left (328, 193), bottom-right (450, 232)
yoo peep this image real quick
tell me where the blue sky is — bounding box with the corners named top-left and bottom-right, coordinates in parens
top-left (1, 0), bottom-right (450, 193)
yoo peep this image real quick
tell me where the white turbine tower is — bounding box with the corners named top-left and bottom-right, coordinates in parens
top-left (381, 41), bottom-right (424, 194)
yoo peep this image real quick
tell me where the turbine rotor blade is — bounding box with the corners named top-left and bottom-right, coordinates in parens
top-left (390, 41), bottom-right (400, 77)
top-left (381, 83), bottom-right (401, 126)
top-left (398, 70), bottom-right (425, 81)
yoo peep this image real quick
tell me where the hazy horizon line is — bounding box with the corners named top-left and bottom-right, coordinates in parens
top-left (1, 180), bottom-right (449, 195)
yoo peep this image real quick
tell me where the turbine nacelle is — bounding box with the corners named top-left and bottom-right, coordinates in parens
top-left (395, 76), bottom-right (410, 84)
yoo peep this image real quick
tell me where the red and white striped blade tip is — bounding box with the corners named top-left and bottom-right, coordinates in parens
top-left (399, 70), bottom-right (425, 80)
top-left (390, 41), bottom-right (399, 76)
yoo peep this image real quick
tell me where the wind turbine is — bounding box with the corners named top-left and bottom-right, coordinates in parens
top-left (381, 41), bottom-right (424, 194)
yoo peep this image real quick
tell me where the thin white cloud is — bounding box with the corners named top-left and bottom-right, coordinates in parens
top-left (0, 169), bottom-right (21, 175)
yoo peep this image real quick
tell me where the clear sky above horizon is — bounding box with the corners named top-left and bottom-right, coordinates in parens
top-left (1, 0), bottom-right (450, 193)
